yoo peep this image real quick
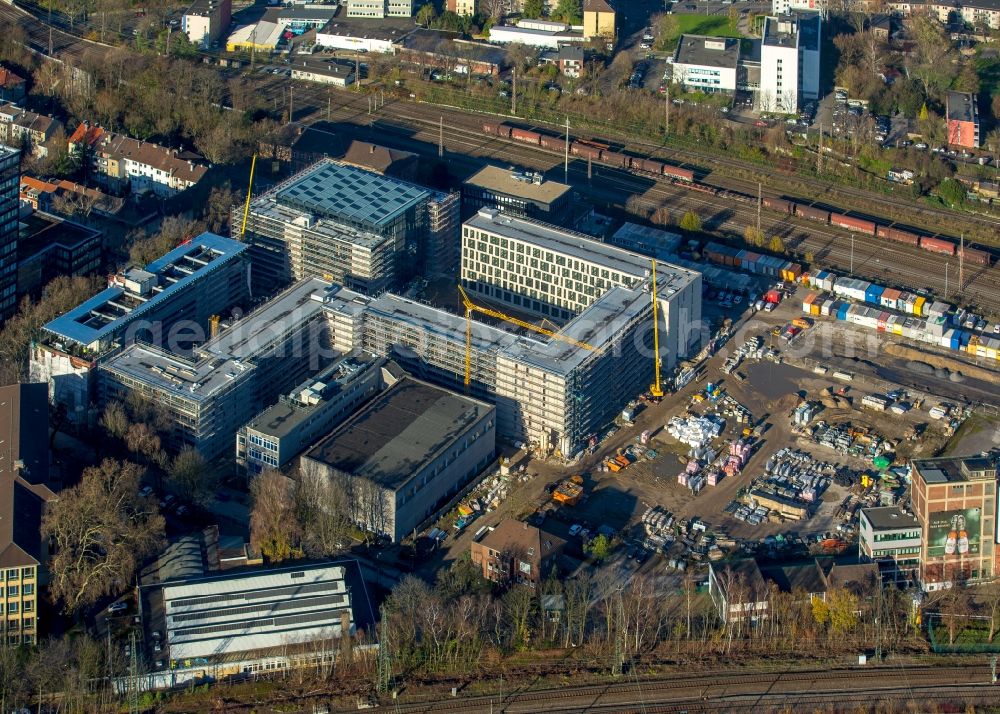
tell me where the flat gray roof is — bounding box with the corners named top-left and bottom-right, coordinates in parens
top-left (763, 16), bottom-right (798, 47)
top-left (200, 278), bottom-right (336, 362)
top-left (947, 91), bottom-right (978, 124)
top-left (304, 376), bottom-right (493, 490)
top-left (861, 506), bottom-right (920, 531)
top-left (463, 166), bottom-right (570, 204)
top-left (102, 343), bottom-right (255, 403)
top-left (673, 34), bottom-right (740, 69)
top-left (244, 351), bottom-right (381, 439)
top-left (274, 159), bottom-right (430, 229)
top-left (505, 285), bottom-right (650, 375)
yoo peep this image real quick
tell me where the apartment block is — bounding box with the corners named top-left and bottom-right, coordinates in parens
top-left (771, 0), bottom-right (825, 14)
top-left (0, 103), bottom-right (62, 158)
top-left (910, 455), bottom-right (998, 589)
top-left (16, 212), bottom-right (103, 299)
top-left (30, 234), bottom-right (250, 422)
top-left (858, 506), bottom-right (921, 584)
top-left (0, 383), bottom-right (53, 646)
top-left (759, 13), bottom-right (821, 113)
top-left (182, 0), bottom-right (232, 49)
top-left (947, 91), bottom-right (980, 149)
top-left (300, 375), bottom-right (496, 542)
top-left (0, 146), bottom-right (17, 322)
top-left (89, 131), bottom-right (208, 197)
top-left (236, 351), bottom-right (387, 473)
top-left (99, 278), bottom-right (337, 460)
top-left (238, 159), bottom-right (459, 294)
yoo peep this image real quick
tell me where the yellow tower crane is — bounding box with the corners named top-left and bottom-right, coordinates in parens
top-left (649, 259), bottom-right (664, 399)
top-left (457, 285), bottom-right (594, 388)
top-left (239, 154), bottom-right (257, 239)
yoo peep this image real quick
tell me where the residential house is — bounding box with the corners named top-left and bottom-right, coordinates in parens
top-left (556, 45), bottom-right (584, 78)
top-left (583, 0), bottom-right (616, 40)
top-left (0, 103), bottom-right (62, 158)
top-left (471, 519), bottom-right (567, 587)
top-left (0, 383), bottom-right (55, 645)
top-left (0, 68), bottom-right (26, 105)
top-left (708, 559), bottom-right (771, 623)
top-left (946, 91), bottom-right (979, 149)
top-left (89, 132), bottom-right (208, 197)
top-left (20, 175), bottom-right (124, 218)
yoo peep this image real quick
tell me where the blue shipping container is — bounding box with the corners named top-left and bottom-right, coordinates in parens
top-left (960, 331), bottom-right (972, 346)
top-left (837, 303), bottom-right (849, 320)
top-left (865, 284), bottom-right (885, 305)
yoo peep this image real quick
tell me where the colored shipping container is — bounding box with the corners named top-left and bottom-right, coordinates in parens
top-left (865, 284), bottom-right (885, 304)
top-left (879, 288), bottom-right (901, 308)
top-left (837, 303), bottom-right (850, 320)
top-left (913, 296), bottom-right (926, 316)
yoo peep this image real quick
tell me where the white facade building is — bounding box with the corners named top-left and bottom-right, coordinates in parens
top-left (771, 0), bottom-right (825, 15)
top-left (487, 21), bottom-right (586, 49)
top-left (759, 13), bottom-right (821, 113)
top-left (671, 35), bottom-right (740, 94)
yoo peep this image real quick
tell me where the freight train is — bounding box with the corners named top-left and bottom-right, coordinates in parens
top-left (759, 199), bottom-right (991, 265)
top-left (482, 122), bottom-right (696, 182)
top-left (481, 122), bottom-right (993, 267)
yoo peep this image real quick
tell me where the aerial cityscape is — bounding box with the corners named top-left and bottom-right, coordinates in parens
top-left (0, 0), bottom-right (999, 710)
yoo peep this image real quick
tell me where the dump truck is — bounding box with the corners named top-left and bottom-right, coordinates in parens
top-left (552, 477), bottom-right (584, 506)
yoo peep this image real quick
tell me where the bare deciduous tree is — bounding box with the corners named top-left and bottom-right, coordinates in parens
top-left (43, 459), bottom-right (164, 613)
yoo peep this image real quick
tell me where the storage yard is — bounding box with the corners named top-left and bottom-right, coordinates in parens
top-left (422, 267), bottom-right (988, 583)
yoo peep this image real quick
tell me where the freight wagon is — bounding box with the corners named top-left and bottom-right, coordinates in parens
top-left (511, 128), bottom-right (542, 144)
top-left (959, 247), bottom-right (991, 266)
top-left (539, 135), bottom-right (563, 151)
top-left (570, 142), bottom-right (601, 158)
top-left (830, 214), bottom-right (876, 235)
top-left (919, 236), bottom-right (956, 256)
top-left (483, 121), bottom-right (512, 138)
top-left (663, 165), bottom-right (696, 182)
top-left (632, 158), bottom-right (665, 174)
top-left (875, 226), bottom-right (920, 246)
top-left (795, 205), bottom-right (832, 223)
top-left (601, 151), bottom-right (629, 168)
top-left (763, 197), bottom-right (793, 214)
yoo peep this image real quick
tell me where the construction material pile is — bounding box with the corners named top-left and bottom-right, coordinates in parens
top-left (667, 414), bottom-right (724, 448)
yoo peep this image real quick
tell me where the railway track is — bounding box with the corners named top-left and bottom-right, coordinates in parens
top-left (0, 1), bottom-right (107, 63)
top-left (319, 101), bottom-right (1000, 314)
top-left (304, 663), bottom-right (993, 714)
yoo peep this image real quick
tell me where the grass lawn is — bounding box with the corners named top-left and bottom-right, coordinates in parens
top-left (657, 14), bottom-right (741, 52)
top-left (673, 14), bottom-right (740, 37)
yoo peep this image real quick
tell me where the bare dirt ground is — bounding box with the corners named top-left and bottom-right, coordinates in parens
top-left (424, 291), bottom-right (967, 580)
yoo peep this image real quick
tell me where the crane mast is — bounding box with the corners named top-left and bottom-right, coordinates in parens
top-left (457, 285), bottom-right (594, 388)
top-left (649, 260), bottom-right (664, 398)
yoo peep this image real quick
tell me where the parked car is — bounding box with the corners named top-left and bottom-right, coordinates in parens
top-left (107, 601), bottom-right (128, 614)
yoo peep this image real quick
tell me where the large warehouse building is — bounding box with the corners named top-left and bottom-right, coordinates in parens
top-left (237, 159), bottom-right (460, 294)
top-left (300, 375), bottom-right (496, 542)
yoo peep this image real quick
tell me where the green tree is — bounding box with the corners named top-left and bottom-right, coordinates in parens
top-left (804, 250), bottom-right (815, 264)
top-left (655, 14), bottom-right (680, 52)
top-left (769, 235), bottom-right (786, 253)
top-left (523, 0), bottom-right (544, 19)
top-left (552, 0), bottom-right (581, 23)
top-left (416, 2), bottom-right (437, 26)
top-left (584, 534), bottom-right (612, 561)
top-left (679, 210), bottom-right (702, 232)
top-left (936, 177), bottom-right (966, 207)
top-left (918, 102), bottom-right (929, 122)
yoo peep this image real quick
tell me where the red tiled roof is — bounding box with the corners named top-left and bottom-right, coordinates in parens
top-left (0, 67), bottom-right (25, 90)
